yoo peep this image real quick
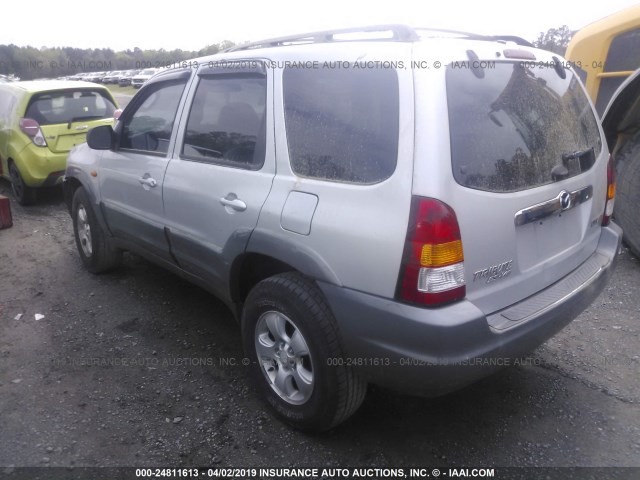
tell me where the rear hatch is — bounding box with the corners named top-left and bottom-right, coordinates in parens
top-left (24, 88), bottom-right (117, 153)
top-left (413, 43), bottom-right (609, 314)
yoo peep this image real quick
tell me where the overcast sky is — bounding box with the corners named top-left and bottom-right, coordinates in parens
top-left (3, 0), bottom-right (638, 51)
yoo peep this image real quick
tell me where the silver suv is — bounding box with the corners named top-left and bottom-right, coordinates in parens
top-left (63, 26), bottom-right (622, 431)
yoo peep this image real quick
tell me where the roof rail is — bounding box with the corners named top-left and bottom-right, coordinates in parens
top-left (225, 25), bottom-right (534, 53)
top-left (226, 24), bottom-right (421, 52)
top-left (415, 28), bottom-right (533, 47)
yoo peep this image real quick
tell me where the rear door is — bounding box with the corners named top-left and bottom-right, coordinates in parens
top-left (414, 48), bottom-right (608, 314)
top-left (99, 72), bottom-right (190, 262)
top-left (162, 61), bottom-right (275, 299)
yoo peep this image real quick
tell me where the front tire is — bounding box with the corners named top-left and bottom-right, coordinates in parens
top-left (72, 187), bottom-right (122, 273)
top-left (242, 273), bottom-right (366, 431)
top-left (9, 162), bottom-right (37, 206)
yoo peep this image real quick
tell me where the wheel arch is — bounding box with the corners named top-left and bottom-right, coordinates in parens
top-left (63, 168), bottom-right (110, 234)
top-left (230, 232), bottom-right (342, 306)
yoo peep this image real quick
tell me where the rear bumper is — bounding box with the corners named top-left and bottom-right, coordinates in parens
top-left (318, 223), bottom-right (622, 397)
top-left (14, 145), bottom-right (67, 187)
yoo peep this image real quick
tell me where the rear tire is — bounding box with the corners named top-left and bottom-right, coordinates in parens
top-left (72, 187), bottom-right (122, 273)
top-left (242, 272), bottom-right (366, 431)
top-left (614, 135), bottom-right (640, 258)
top-left (9, 162), bottom-right (37, 206)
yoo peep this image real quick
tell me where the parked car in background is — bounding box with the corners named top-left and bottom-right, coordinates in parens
top-left (118, 70), bottom-right (140, 87)
top-left (102, 71), bottom-right (125, 84)
top-left (63, 25), bottom-right (621, 431)
top-left (68, 72), bottom-right (89, 81)
top-left (0, 80), bottom-right (118, 205)
top-left (0, 75), bottom-right (18, 83)
top-left (84, 72), bottom-right (98, 83)
top-left (85, 71), bottom-right (107, 83)
top-left (131, 68), bottom-right (159, 88)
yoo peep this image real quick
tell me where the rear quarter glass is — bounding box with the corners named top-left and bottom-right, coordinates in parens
top-left (446, 62), bottom-right (602, 193)
top-left (283, 66), bottom-right (399, 184)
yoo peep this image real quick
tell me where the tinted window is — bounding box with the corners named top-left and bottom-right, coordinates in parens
top-left (447, 62), bottom-right (602, 193)
top-left (604, 28), bottom-right (640, 73)
top-left (120, 80), bottom-right (186, 154)
top-left (284, 67), bottom-right (399, 184)
top-left (595, 76), bottom-right (627, 116)
top-left (25, 89), bottom-right (116, 126)
top-left (182, 75), bottom-right (266, 168)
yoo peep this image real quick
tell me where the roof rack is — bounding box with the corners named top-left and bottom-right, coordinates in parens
top-left (226, 25), bottom-right (420, 52)
top-left (225, 25), bottom-right (533, 52)
top-left (415, 28), bottom-right (533, 47)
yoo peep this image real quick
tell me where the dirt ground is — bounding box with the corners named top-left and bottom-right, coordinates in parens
top-left (1, 179), bottom-right (639, 475)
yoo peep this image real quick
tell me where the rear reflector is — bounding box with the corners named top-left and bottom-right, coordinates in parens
top-left (603, 155), bottom-right (615, 226)
top-left (397, 197), bottom-right (466, 307)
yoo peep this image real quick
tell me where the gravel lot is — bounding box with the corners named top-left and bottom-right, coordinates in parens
top-left (1, 180), bottom-right (639, 475)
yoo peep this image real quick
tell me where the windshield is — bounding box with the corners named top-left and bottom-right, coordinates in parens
top-left (447, 61), bottom-right (602, 192)
top-left (25, 89), bottom-right (116, 126)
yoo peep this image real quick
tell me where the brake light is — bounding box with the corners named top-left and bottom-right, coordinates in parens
top-left (602, 155), bottom-right (616, 226)
top-left (397, 197), bottom-right (466, 307)
top-left (19, 118), bottom-right (47, 147)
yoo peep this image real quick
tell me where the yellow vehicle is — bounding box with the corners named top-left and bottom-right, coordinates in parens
top-left (566, 4), bottom-right (640, 114)
top-left (566, 5), bottom-right (640, 257)
top-left (0, 81), bottom-right (118, 205)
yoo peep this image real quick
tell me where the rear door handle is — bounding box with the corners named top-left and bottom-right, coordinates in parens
top-left (220, 193), bottom-right (247, 212)
top-left (138, 174), bottom-right (157, 188)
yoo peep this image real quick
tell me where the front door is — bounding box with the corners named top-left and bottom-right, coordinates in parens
top-left (99, 75), bottom-right (190, 262)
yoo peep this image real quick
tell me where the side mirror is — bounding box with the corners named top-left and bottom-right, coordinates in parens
top-left (87, 125), bottom-right (115, 150)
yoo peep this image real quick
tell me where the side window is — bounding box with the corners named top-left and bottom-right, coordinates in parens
top-left (120, 79), bottom-right (187, 155)
top-left (283, 67), bottom-right (399, 184)
top-left (181, 75), bottom-right (266, 169)
top-left (604, 28), bottom-right (640, 73)
top-left (596, 28), bottom-right (640, 114)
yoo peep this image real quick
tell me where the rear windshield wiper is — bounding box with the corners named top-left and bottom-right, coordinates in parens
top-left (553, 147), bottom-right (595, 182)
top-left (67, 115), bottom-right (104, 129)
top-left (561, 147), bottom-right (594, 163)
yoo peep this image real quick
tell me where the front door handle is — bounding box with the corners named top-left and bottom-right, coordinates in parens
top-left (220, 193), bottom-right (247, 212)
top-left (138, 174), bottom-right (157, 189)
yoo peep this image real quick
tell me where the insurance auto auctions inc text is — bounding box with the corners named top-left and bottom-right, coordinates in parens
top-left (198, 467), bottom-right (495, 478)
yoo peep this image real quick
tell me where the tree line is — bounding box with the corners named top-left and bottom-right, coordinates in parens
top-left (0, 42), bottom-right (235, 80)
top-left (0, 26), bottom-right (573, 81)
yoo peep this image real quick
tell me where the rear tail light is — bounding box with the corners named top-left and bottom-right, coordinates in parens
top-left (602, 155), bottom-right (616, 226)
top-left (19, 118), bottom-right (47, 147)
top-left (396, 197), bottom-right (466, 307)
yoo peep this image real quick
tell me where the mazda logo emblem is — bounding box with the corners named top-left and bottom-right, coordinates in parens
top-left (559, 191), bottom-right (571, 210)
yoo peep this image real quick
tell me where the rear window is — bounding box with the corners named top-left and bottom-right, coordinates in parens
top-left (284, 67), bottom-right (399, 184)
top-left (25, 89), bottom-right (116, 126)
top-left (447, 62), bottom-right (602, 193)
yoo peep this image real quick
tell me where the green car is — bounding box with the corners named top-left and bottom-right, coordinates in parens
top-left (0, 81), bottom-right (118, 205)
